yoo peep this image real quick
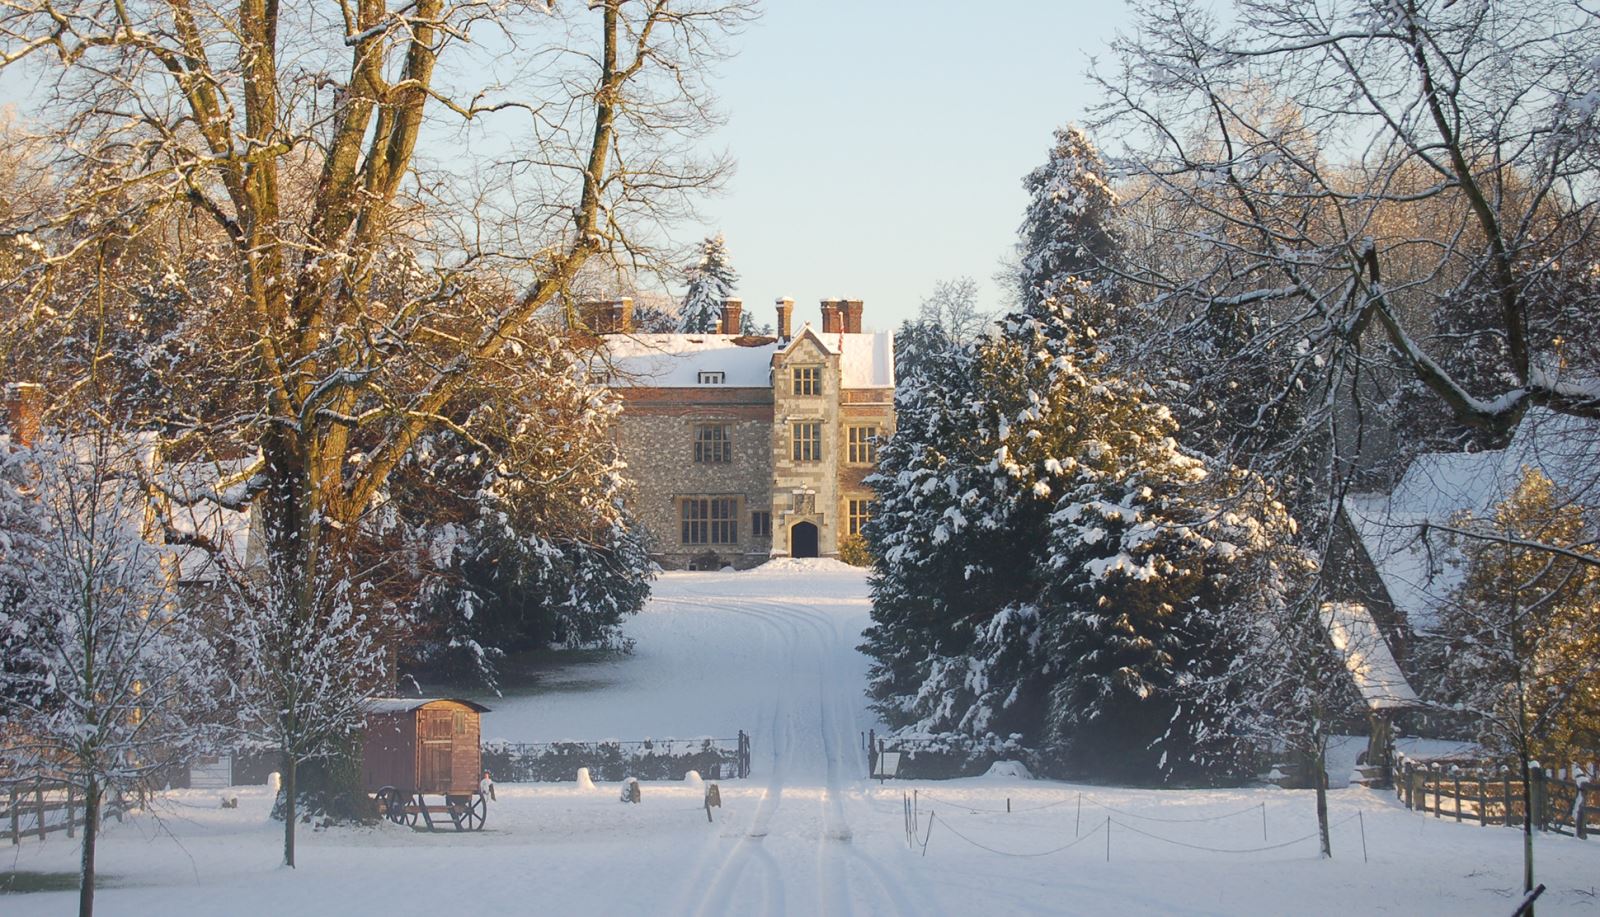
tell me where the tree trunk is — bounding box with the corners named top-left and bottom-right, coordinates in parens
top-left (78, 776), bottom-right (100, 917)
top-left (283, 755), bottom-right (297, 868)
top-left (1315, 748), bottom-right (1332, 859)
top-left (1520, 752), bottom-right (1536, 913)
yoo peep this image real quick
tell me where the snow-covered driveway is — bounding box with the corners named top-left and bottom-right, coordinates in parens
top-left (6, 561), bottom-right (1598, 915)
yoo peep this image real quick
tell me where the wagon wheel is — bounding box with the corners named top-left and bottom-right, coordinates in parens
top-left (374, 787), bottom-right (405, 824)
top-left (459, 793), bottom-right (487, 832)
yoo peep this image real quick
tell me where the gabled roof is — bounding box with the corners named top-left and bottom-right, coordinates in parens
top-left (777, 324), bottom-right (895, 389)
top-left (1343, 408), bottom-right (1600, 632)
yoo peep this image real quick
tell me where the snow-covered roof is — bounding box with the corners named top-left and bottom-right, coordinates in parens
top-left (365, 697), bottom-right (492, 715)
top-left (1343, 409), bottom-right (1600, 632)
top-left (1320, 602), bottom-right (1418, 710)
top-left (600, 328), bottom-right (896, 389)
top-left (601, 334), bottom-right (779, 388)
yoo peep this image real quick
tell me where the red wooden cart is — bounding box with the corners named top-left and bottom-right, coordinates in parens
top-left (361, 697), bottom-right (492, 832)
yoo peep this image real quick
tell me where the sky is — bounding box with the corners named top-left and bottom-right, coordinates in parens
top-left (684, 1), bottom-right (1133, 333)
top-left (0, 1), bottom-right (1134, 333)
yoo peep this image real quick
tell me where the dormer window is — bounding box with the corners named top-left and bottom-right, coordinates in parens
top-left (697, 371), bottom-right (725, 385)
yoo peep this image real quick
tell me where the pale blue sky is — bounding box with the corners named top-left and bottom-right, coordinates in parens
top-left (689, 2), bottom-right (1131, 332)
top-left (0, 2), bottom-right (1132, 330)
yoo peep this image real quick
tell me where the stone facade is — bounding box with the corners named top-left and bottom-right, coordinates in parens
top-left (600, 299), bottom-right (895, 570)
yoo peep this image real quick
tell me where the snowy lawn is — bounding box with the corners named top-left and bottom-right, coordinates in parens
top-left (4, 562), bottom-right (1596, 915)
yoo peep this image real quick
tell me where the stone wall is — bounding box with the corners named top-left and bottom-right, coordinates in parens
top-left (616, 388), bottom-right (774, 569)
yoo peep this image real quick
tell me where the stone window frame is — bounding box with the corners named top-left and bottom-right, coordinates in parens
top-left (751, 510), bottom-right (772, 538)
top-left (697, 370), bottom-right (725, 384)
top-left (791, 420), bottom-right (823, 462)
top-left (846, 425), bottom-right (879, 465)
top-left (693, 423), bottom-right (733, 464)
top-left (680, 495), bottom-right (739, 545)
top-left (847, 498), bottom-right (872, 536)
top-left (791, 365), bottom-right (822, 396)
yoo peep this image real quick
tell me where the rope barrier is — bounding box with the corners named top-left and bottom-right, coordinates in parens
top-left (1105, 812), bottom-right (1361, 854)
top-left (930, 812), bottom-right (1109, 858)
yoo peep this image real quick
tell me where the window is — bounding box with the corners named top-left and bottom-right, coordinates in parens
top-left (847, 426), bottom-right (879, 464)
top-left (681, 497), bottom-right (738, 544)
top-left (694, 424), bottom-right (732, 463)
top-left (697, 370), bottom-right (725, 384)
top-left (452, 711), bottom-right (467, 735)
top-left (848, 499), bottom-right (872, 536)
top-left (792, 421), bottom-right (822, 462)
top-left (751, 510), bottom-right (772, 538)
top-left (792, 365), bottom-right (821, 396)
top-left (790, 491), bottom-right (815, 515)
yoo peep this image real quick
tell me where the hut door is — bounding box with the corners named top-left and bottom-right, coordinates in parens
top-left (419, 711), bottom-right (454, 792)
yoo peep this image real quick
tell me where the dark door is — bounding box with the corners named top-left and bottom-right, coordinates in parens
top-left (791, 521), bottom-right (818, 558)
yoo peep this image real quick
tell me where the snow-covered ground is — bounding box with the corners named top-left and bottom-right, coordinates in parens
top-left (5, 561), bottom-right (1597, 915)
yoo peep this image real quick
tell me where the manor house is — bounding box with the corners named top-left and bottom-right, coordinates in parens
top-left (588, 297), bottom-right (895, 569)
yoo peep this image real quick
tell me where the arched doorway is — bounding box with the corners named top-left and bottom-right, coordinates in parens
top-left (790, 521), bottom-right (819, 558)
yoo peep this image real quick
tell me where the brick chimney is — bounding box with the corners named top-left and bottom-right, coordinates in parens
top-left (578, 298), bottom-right (634, 334)
top-left (3, 383), bottom-right (44, 447)
top-left (819, 299), bottom-right (841, 334)
top-left (720, 298), bottom-right (743, 335)
top-left (842, 299), bottom-right (864, 334)
top-left (775, 297), bottom-right (794, 341)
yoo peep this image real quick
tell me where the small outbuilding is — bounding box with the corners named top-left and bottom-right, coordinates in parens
top-left (361, 697), bottom-right (492, 830)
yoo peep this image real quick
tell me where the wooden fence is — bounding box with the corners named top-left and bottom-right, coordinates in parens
top-left (4, 779), bottom-right (142, 845)
top-left (1395, 755), bottom-right (1599, 839)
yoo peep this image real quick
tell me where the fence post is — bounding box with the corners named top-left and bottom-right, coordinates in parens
top-left (36, 780), bottom-right (46, 840)
top-left (1505, 772), bottom-right (1514, 827)
top-left (66, 784), bottom-right (75, 838)
top-left (1454, 773), bottom-right (1463, 823)
top-left (9, 786), bottom-right (17, 844)
top-left (1576, 779), bottom-right (1588, 840)
top-left (1531, 768), bottom-right (1547, 833)
top-left (1478, 777), bottom-right (1487, 827)
top-left (1432, 764), bottom-right (1441, 818)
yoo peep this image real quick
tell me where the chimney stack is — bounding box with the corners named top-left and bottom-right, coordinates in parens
top-left (775, 297), bottom-right (794, 340)
top-left (578, 298), bottom-right (634, 334)
top-left (842, 299), bottom-right (864, 334)
top-left (819, 299), bottom-right (841, 334)
top-left (720, 298), bottom-right (744, 336)
top-left (3, 383), bottom-right (44, 448)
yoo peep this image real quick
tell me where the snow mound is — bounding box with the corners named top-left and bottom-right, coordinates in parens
top-left (576, 767), bottom-right (595, 791)
top-left (754, 557), bottom-right (861, 574)
top-left (683, 770), bottom-right (704, 790)
top-left (980, 760), bottom-right (1033, 780)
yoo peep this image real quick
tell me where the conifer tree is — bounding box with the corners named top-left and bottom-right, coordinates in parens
top-left (678, 233), bottom-right (740, 333)
top-left (863, 289), bottom-right (1304, 782)
top-left (1017, 126), bottom-right (1122, 327)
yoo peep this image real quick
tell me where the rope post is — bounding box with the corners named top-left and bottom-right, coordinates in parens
top-left (66, 784), bottom-right (74, 839)
top-left (9, 786), bottom-right (17, 844)
top-left (1261, 802), bottom-right (1267, 841)
top-left (1105, 816), bottom-right (1111, 862)
top-left (1358, 810), bottom-right (1368, 863)
top-left (922, 812), bottom-right (935, 857)
top-left (1007, 797), bottom-right (1011, 814)
top-left (1075, 792), bottom-right (1082, 837)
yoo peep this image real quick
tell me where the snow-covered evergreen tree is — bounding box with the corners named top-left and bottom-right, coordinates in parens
top-left (400, 328), bottom-right (653, 683)
top-left (1017, 126), bottom-right (1122, 327)
top-left (678, 233), bottom-right (739, 333)
top-left (864, 288), bottom-right (1307, 782)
